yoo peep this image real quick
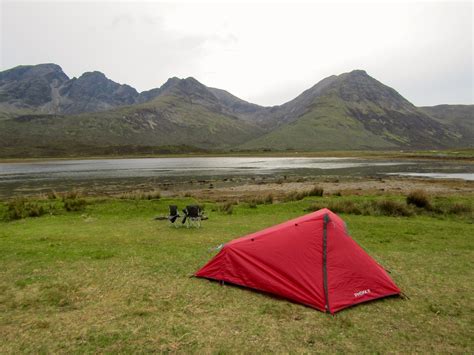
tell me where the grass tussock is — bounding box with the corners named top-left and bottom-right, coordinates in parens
top-left (217, 201), bottom-right (236, 214)
top-left (284, 186), bottom-right (324, 202)
top-left (307, 199), bottom-right (412, 217)
top-left (117, 189), bottom-right (161, 200)
top-left (307, 200), bottom-right (362, 215)
top-left (306, 196), bottom-right (473, 218)
top-left (406, 190), bottom-right (431, 209)
top-left (63, 198), bottom-right (87, 212)
top-left (4, 198), bottom-right (47, 220)
top-left (2, 190), bottom-right (92, 220)
top-left (47, 190), bottom-right (60, 200)
top-left (447, 203), bottom-right (472, 215)
top-left (61, 189), bottom-right (87, 212)
top-left (372, 200), bottom-right (412, 217)
top-left (307, 186), bottom-right (324, 197)
top-left (245, 193), bottom-right (274, 208)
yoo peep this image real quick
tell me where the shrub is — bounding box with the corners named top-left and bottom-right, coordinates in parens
top-left (117, 190), bottom-right (161, 200)
top-left (374, 200), bottom-right (412, 217)
top-left (308, 186), bottom-right (324, 197)
top-left (407, 190), bottom-right (431, 209)
top-left (47, 190), bottom-right (59, 200)
top-left (246, 193), bottom-right (274, 206)
top-left (5, 198), bottom-right (47, 220)
top-left (331, 200), bottom-right (363, 215)
top-left (248, 201), bottom-right (258, 209)
top-left (62, 190), bottom-right (81, 201)
top-left (284, 191), bottom-right (308, 202)
top-left (306, 199), bottom-right (411, 217)
top-left (63, 198), bottom-right (87, 212)
top-left (264, 193), bottom-right (274, 204)
top-left (306, 200), bottom-right (362, 215)
top-left (143, 190), bottom-right (161, 200)
top-left (218, 201), bottom-right (235, 215)
top-left (448, 203), bottom-right (472, 215)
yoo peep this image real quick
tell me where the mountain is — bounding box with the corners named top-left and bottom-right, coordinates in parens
top-left (420, 105), bottom-right (474, 144)
top-left (0, 64), bottom-right (68, 113)
top-left (0, 64), bottom-right (142, 115)
top-left (54, 71), bottom-right (139, 114)
top-left (0, 65), bottom-right (265, 118)
top-left (0, 64), bottom-right (471, 157)
top-left (0, 73), bottom-right (264, 157)
top-left (241, 70), bottom-right (465, 150)
top-left (207, 87), bottom-right (263, 118)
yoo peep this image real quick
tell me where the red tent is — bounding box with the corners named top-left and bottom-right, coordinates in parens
top-left (195, 208), bottom-right (400, 313)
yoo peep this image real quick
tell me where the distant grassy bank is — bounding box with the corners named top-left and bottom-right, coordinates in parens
top-left (1, 147), bottom-right (473, 163)
top-left (0, 191), bottom-right (472, 352)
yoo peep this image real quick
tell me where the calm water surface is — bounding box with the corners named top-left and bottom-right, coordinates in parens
top-left (0, 157), bottom-right (472, 197)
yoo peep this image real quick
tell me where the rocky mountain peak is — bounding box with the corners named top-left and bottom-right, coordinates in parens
top-left (330, 70), bottom-right (413, 110)
top-left (77, 71), bottom-right (108, 81)
top-left (0, 64), bottom-right (69, 107)
top-left (0, 63), bottom-right (68, 82)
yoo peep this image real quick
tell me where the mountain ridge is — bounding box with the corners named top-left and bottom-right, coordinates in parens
top-left (0, 63), bottom-right (472, 157)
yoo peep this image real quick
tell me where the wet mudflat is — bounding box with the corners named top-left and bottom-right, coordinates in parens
top-left (0, 157), bottom-right (472, 198)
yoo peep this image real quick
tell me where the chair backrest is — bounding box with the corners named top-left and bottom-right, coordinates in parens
top-left (186, 205), bottom-right (200, 218)
top-left (169, 205), bottom-right (179, 216)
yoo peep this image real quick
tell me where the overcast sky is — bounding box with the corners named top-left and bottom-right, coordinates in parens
top-left (1, 0), bottom-right (472, 106)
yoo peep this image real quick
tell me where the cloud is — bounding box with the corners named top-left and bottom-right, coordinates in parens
top-left (1, 1), bottom-right (472, 106)
top-left (111, 14), bottom-right (135, 28)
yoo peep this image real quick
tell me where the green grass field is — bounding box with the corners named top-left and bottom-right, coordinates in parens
top-left (0, 195), bottom-right (472, 352)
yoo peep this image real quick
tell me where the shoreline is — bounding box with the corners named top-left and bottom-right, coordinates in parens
top-left (1, 149), bottom-right (474, 163)
top-left (1, 175), bottom-right (472, 201)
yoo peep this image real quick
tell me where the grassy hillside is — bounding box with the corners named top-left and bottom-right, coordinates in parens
top-left (420, 105), bottom-right (474, 146)
top-left (0, 94), bottom-right (263, 157)
top-left (241, 73), bottom-right (463, 151)
top-left (241, 96), bottom-right (399, 150)
top-left (0, 194), bottom-right (472, 352)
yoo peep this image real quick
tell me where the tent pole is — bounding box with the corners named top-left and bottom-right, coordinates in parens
top-left (323, 214), bottom-right (331, 313)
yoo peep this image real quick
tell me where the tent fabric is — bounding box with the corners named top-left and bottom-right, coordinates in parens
top-left (195, 208), bottom-right (400, 313)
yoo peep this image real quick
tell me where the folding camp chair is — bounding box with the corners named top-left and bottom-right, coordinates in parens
top-left (182, 205), bottom-right (202, 228)
top-left (168, 205), bottom-right (180, 227)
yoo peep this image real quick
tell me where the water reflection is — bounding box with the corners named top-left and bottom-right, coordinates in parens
top-left (0, 157), bottom-right (472, 197)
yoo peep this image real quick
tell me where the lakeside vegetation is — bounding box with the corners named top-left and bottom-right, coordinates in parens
top-left (1, 147), bottom-right (473, 163)
top-left (0, 190), bottom-right (472, 352)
